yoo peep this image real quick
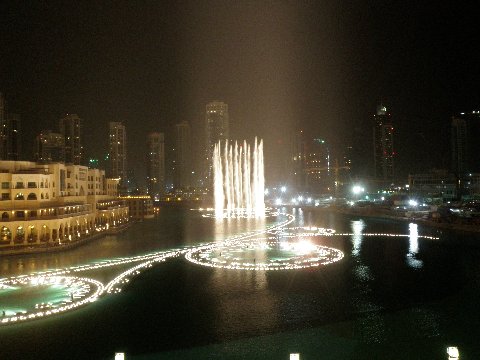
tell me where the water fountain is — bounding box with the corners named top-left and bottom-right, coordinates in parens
top-left (213, 138), bottom-right (265, 218)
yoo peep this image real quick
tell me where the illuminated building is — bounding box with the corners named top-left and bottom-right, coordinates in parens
top-left (59, 114), bottom-right (83, 165)
top-left (0, 94), bottom-right (21, 160)
top-left (205, 101), bottom-right (229, 185)
top-left (119, 195), bottom-right (154, 219)
top-left (0, 160), bottom-right (129, 250)
top-left (408, 170), bottom-right (457, 202)
top-left (108, 122), bottom-right (127, 189)
top-left (373, 105), bottom-right (394, 182)
top-left (174, 121), bottom-right (192, 189)
top-left (35, 130), bottom-right (65, 163)
top-left (146, 132), bottom-right (165, 196)
top-left (5, 113), bottom-right (21, 160)
top-left (291, 130), bottom-right (306, 191)
top-left (0, 93), bottom-right (6, 159)
top-left (304, 138), bottom-right (332, 194)
top-left (451, 111), bottom-right (480, 175)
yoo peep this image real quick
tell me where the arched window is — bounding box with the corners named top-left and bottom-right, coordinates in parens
top-left (15, 193), bottom-right (24, 200)
top-left (41, 225), bottom-right (50, 241)
top-left (1, 226), bottom-right (11, 242)
top-left (16, 226), bottom-right (25, 241)
top-left (41, 193), bottom-right (44, 199)
top-left (28, 226), bottom-right (37, 242)
top-left (27, 193), bottom-right (37, 200)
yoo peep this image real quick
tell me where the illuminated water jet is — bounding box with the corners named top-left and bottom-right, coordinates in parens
top-left (213, 138), bottom-right (265, 218)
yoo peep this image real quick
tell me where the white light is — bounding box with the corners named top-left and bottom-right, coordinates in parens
top-left (115, 353), bottom-right (125, 360)
top-left (352, 185), bottom-right (364, 194)
top-left (281, 186), bottom-right (286, 193)
top-left (409, 199), bottom-right (418, 207)
top-left (307, 198), bottom-right (312, 203)
top-left (290, 354), bottom-right (300, 360)
top-left (275, 198), bottom-right (282, 205)
top-left (298, 196), bottom-right (303, 201)
top-left (447, 346), bottom-right (459, 359)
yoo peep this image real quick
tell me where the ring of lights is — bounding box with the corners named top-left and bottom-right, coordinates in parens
top-left (185, 237), bottom-right (344, 271)
top-left (0, 275), bottom-right (103, 325)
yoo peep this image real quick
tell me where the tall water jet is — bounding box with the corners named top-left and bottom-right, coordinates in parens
top-left (213, 138), bottom-right (265, 218)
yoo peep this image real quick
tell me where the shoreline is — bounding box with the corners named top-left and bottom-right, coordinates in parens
top-left (0, 221), bottom-right (134, 257)
top-left (304, 206), bottom-right (480, 234)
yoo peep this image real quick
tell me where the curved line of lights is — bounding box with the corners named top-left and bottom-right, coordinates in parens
top-left (0, 211), bottom-right (437, 326)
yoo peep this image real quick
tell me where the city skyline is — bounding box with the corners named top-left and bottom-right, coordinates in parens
top-left (0, 2), bottom-right (479, 184)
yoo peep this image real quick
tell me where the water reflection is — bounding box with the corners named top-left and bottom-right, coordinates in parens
top-left (351, 220), bottom-right (366, 257)
top-left (406, 223), bottom-right (423, 269)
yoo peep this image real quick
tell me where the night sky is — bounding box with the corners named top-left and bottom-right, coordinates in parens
top-left (0, 1), bottom-right (478, 185)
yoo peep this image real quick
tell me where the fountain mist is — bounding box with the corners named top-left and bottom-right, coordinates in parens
top-left (213, 138), bottom-right (265, 218)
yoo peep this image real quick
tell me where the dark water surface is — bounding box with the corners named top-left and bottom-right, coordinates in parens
top-left (1, 207), bottom-right (480, 359)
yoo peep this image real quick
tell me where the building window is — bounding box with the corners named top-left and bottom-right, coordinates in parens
top-left (28, 182), bottom-right (37, 188)
top-left (27, 193), bottom-right (37, 200)
top-left (16, 226), bottom-right (25, 241)
top-left (1, 182), bottom-right (9, 189)
top-left (15, 193), bottom-right (24, 200)
top-left (1, 193), bottom-right (10, 200)
top-left (16, 182), bottom-right (24, 189)
top-left (1, 226), bottom-right (11, 242)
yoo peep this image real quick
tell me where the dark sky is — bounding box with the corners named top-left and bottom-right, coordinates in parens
top-left (0, 1), bottom-right (479, 184)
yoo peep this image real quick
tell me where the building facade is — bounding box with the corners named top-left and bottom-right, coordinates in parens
top-left (451, 111), bottom-right (480, 176)
top-left (175, 121), bottom-right (192, 189)
top-left (304, 138), bottom-right (332, 194)
top-left (373, 105), bottom-right (394, 182)
top-left (108, 122), bottom-right (127, 185)
top-left (146, 132), bottom-right (165, 196)
top-left (0, 160), bottom-right (129, 249)
top-left (59, 114), bottom-right (83, 165)
top-left (35, 130), bottom-right (65, 163)
top-left (0, 93), bottom-right (5, 159)
top-left (205, 101), bottom-right (229, 185)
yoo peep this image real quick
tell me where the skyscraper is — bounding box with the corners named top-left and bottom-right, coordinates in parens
top-left (5, 113), bottom-right (21, 160)
top-left (0, 93), bottom-right (21, 160)
top-left (59, 113), bottom-right (83, 165)
top-left (175, 121), bottom-right (192, 189)
top-left (35, 130), bottom-right (65, 163)
top-left (146, 132), bottom-right (165, 196)
top-left (108, 122), bottom-right (127, 185)
top-left (373, 105), bottom-right (394, 182)
top-left (451, 111), bottom-right (480, 176)
top-left (0, 93), bottom-right (6, 159)
top-left (205, 101), bottom-right (229, 185)
top-left (304, 138), bottom-right (331, 194)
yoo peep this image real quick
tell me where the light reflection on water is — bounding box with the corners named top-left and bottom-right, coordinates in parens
top-left (0, 208), bottom-right (478, 359)
top-left (407, 223), bottom-right (424, 269)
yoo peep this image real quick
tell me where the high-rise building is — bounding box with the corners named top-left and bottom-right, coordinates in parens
top-left (146, 132), bottom-right (165, 196)
top-left (0, 94), bottom-right (21, 160)
top-left (175, 121), bottom-right (192, 189)
top-left (0, 93), bottom-right (6, 159)
top-left (291, 130), bottom-right (306, 191)
top-left (304, 138), bottom-right (332, 194)
top-left (451, 111), bottom-right (480, 175)
top-left (108, 122), bottom-right (127, 185)
top-left (205, 101), bottom-right (229, 185)
top-left (34, 130), bottom-right (65, 163)
top-left (373, 105), bottom-right (394, 181)
top-left (5, 113), bottom-right (21, 160)
top-left (59, 114), bottom-right (83, 165)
